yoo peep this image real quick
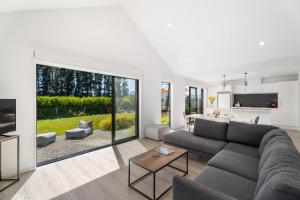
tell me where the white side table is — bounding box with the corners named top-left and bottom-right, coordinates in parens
top-left (0, 134), bottom-right (20, 192)
top-left (144, 124), bottom-right (170, 141)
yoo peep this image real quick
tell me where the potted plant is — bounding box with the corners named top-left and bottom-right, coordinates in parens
top-left (208, 96), bottom-right (216, 107)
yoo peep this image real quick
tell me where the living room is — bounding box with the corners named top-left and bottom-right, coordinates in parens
top-left (0, 0), bottom-right (300, 200)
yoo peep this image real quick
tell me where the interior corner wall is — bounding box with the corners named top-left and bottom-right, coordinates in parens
top-left (299, 73), bottom-right (300, 131)
top-left (165, 76), bottom-right (186, 130)
top-left (0, 7), bottom-right (191, 173)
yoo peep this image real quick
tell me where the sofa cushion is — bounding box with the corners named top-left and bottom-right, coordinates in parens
top-left (258, 134), bottom-right (294, 172)
top-left (163, 131), bottom-right (226, 155)
top-left (223, 142), bottom-right (260, 158)
top-left (259, 129), bottom-right (287, 155)
top-left (208, 150), bottom-right (259, 181)
top-left (254, 148), bottom-right (300, 200)
top-left (226, 121), bottom-right (277, 147)
top-left (193, 118), bottom-right (228, 141)
top-left (194, 166), bottom-right (257, 200)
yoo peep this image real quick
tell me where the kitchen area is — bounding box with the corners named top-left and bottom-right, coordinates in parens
top-left (205, 74), bottom-right (300, 130)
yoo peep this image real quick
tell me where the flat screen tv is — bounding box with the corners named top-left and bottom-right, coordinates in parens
top-left (0, 99), bottom-right (16, 134)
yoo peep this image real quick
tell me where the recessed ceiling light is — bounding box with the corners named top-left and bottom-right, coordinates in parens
top-left (167, 23), bottom-right (172, 28)
top-left (187, 58), bottom-right (192, 62)
top-left (259, 41), bottom-right (265, 46)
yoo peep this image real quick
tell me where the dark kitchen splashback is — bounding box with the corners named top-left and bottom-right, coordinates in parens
top-left (233, 93), bottom-right (278, 108)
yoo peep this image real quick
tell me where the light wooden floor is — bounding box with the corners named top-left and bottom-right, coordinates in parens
top-left (1, 130), bottom-right (299, 200)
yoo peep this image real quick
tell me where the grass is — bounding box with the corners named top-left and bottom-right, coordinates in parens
top-left (37, 113), bottom-right (137, 137)
top-left (37, 114), bottom-right (111, 136)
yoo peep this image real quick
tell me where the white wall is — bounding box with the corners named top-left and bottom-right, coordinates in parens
top-left (0, 6), bottom-right (202, 173)
top-left (299, 73), bottom-right (300, 130)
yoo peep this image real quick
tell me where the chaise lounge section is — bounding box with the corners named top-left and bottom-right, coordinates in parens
top-left (163, 118), bottom-right (300, 200)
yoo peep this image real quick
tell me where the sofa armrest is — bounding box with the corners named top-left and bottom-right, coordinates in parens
top-left (173, 176), bottom-right (238, 200)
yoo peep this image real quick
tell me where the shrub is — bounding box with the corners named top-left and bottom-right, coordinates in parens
top-left (119, 96), bottom-right (135, 111)
top-left (98, 113), bottom-right (135, 130)
top-left (98, 117), bottom-right (112, 130)
top-left (37, 96), bottom-right (112, 119)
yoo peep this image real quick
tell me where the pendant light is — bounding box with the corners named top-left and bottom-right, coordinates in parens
top-left (222, 74), bottom-right (226, 91)
top-left (244, 73), bottom-right (248, 92)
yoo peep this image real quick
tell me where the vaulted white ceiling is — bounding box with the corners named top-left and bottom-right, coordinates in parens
top-left (1, 0), bottom-right (300, 83)
top-left (0, 0), bottom-right (122, 12)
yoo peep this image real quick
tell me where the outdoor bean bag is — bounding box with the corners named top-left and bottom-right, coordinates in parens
top-left (65, 121), bottom-right (93, 139)
top-left (37, 132), bottom-right (56, 147)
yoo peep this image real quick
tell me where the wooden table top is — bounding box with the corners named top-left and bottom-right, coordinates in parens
top-left (129, 145), bottom-right (187, 172)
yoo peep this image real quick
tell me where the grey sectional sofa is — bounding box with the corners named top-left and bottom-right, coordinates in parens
top-left (163, 118), bottom-right (300, 200)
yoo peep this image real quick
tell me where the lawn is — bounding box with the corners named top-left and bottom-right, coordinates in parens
top-left (37, 114), bottom-right (111, 136)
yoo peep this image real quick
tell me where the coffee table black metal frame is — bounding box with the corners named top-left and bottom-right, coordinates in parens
top-left (128, 151), bottom-right (188, 200)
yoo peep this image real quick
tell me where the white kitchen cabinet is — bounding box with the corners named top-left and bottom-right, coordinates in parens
top-left (232, 83), bottom-right (278, 94)
top-left (260, 83), bottom-right (278, 93)
top-left (278, 81), bottom-right (299, 128)
top-left (270, 109), bottom-right (279, 126)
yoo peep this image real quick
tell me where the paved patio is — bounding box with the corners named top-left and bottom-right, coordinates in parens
top-left (37, 128), bottom-right (135, 164)
top-left (37, 130), bottom-right (111, 164)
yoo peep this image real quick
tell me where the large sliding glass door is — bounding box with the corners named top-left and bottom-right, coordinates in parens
top-left (113, 77), bottom-right (138, 143)
top-left (36, 64), bottom-right (139, 166)
top-left (161, 82), bottom-right (171, 126)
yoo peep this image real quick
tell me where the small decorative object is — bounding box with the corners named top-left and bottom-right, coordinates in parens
top-left (212, 110), bottom-right (220, 118)
top-left (152, 153), bottom-right (160, 158)
top-left (157, 147), bottom-right (175, 156)
top-left (208, 96), bottom-right (216, 106)
top-left (235, 101), bottom-right (240, 107)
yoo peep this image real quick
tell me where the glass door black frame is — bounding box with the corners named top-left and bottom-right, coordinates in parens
top-left (188, 87), bottom-right (198, 114)
top-left (161, 82), bottom-right (171, 127)
top-left (36, 65), bottom-right (139, 166)
top-left (112, 76), bottom-right (139, 145)
top-left (199, 88), bottom-right (204, 114)
top-left (186, 87), bottom-right (204, 114)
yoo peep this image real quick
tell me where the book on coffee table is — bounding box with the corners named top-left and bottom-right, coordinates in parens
top-left (155, 146), bottom-right (175, 156)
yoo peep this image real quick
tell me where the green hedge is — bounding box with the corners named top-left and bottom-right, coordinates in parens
top-left (37, 96), bottom-right (112, 119)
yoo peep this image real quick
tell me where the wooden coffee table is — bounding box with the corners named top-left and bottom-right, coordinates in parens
top-left (128, 145), bottom-right (188, 200)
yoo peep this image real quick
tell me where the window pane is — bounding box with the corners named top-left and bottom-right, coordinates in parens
top-left (161, 82), bottom-right (170, 125)
top-left (114, 78), bottom-right (138, 141)
top-left (190, 87), bottom-right (198, 113)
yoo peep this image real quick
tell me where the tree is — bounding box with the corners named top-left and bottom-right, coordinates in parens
top-left (74, 71), bottom-right (84, 97)
top-left (52, 68), bottom-right (61, 95)
top-left (93, 73), bottom-right (104, 96)
top-left (36, 65), bottom-right (43, 95)
top-left (81, 72), bottom-right (94, 97)
top-left (58, 68), bottom-right (66, 95)
top-left (103, 75), bottom-right (112, 97)
top-left (65, 69), bottom-right (75, 96)
top-left (40, 65), bottom-right (52, 96)
top-left (121, 79), bottom-right (129, 96)
top-left (36, 64), bottom-right (115, 98)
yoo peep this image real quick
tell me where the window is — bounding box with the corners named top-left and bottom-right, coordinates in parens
top-left (113, 77), bottom-right (139, 143)
top-left (160, 82), bottom-right (171, 126)
top-left (185, 86), bottom-right (204, 115)
top-left (36, 64), bottom-right (139, 166)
